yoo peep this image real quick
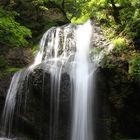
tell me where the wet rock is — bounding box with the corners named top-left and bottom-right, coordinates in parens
top-left (91, 24), bottom-right (110, 49)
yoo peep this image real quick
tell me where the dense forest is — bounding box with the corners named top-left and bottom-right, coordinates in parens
top-left (0, 0), bottom-right (140, 140)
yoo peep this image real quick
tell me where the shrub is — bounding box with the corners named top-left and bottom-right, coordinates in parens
top-left (112, 37), bottom-right (128, 53)
top-left (0, 7), bottom-right (31, 47)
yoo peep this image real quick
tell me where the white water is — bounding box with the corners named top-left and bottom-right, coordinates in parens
top-left (71, 20), bottom-right (93, 140)
top-left (49, 28), bottom-right (62, 140)
top-left (47, 26), bottom-right (75, 140)
top-left (1, 71), bottom-right (22, 136)
top-left (1, 69), bottom-right (31, 136)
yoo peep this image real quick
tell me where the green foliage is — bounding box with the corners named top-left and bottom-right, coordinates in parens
top-left (55, 0), bottom-right (64, 6)
top-left (112, 37), bottom-right (128, 53)
top-left (65, 0), bottom-right (100, 23)
top-left (32, 44), bottom-right (39, 55)
top-left (12, 0), bottom-right (68, 42)
top-left (0, 67), bottom-right (22, 79)
top-left (64, 0), bottom-right (140, 49)
top-left (119, 4), bottom-right (140, 42)
top-left (129, 53), bottom-right (140, 77)
top-left (65, 0), bottom-right (111, 24)
top-left (0, 7), bottom-right (31, 47)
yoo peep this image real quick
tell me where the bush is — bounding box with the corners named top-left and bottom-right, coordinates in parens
top-left (0, 7), bottom-right (31, 47)
top-left (112, 37), bottom-right (128, 53)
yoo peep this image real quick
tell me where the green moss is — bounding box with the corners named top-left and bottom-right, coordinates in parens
top-left (6, 67), bottom-right (21, 74)
top-left (0, 67), bottom-right (21, 79)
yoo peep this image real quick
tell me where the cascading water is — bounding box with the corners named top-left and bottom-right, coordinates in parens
top-left (1, 70), bottom-right (24, 136)
top-left (0, 23), bottom-right (76, 139)
top-left (32, 25), bottom-right (76, 140)
top-left (1, 68), bottom-right (31, 137)
top-left (71, 20), bottom-right (93, 140)
top-left (0, 20), bottom-right (112, 140)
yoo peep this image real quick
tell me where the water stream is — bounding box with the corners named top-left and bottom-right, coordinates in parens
top-left (71, 20), bottom-right (93, 140)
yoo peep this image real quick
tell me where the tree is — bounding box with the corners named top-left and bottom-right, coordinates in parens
top-left (0, 7), bottom-right (31, 47)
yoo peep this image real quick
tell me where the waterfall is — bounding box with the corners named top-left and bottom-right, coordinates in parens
top-left (31, 25), bottom-right (76, 140)
top-left (71, 20), bottom-right (93, 140)
top-left (0, 20), bottom-right (111, 140)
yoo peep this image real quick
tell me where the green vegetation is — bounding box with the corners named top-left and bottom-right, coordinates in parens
top-left (129, 53), bottom-right (140, 76)
top-left (112, 37), bottom-right (128, 53)
top-left (0, 7), bottom-right (31, 47)
top-left (6, 67), bottom-right (22, 73)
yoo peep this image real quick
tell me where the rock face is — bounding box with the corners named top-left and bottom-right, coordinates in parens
top-left (101, 53), bottom-right (140, 139)
top-left (0, 46), bottom-right (33, 123)
top-left (91, 24), bottom-right (110, 49)
top-left (6, 48), bottom-right (33, 67)
top-left (0, 47), bottom-right (33, 94)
